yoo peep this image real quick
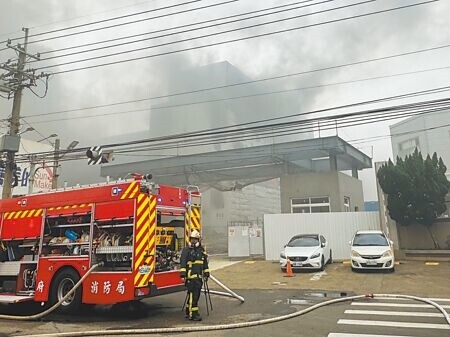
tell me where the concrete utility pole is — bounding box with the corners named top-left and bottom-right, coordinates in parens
top-left (52, 138), bottom-right (60, 189)
top-left (2, 28), bottom-right (29, 199)
top-left (1, 28), bottom-right (45, 198)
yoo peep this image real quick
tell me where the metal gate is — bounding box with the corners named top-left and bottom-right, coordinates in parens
top-left (227, 220), bottom-right (264, 258)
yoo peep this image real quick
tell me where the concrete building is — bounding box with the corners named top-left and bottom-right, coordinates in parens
top-left (380, 111), bottom-right (450, 253)
top-left (280, 171), bottom-right (364, 214)
top-left (390, 110), bottom-right (450, 217)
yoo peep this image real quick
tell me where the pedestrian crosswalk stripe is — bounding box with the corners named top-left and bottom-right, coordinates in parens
top-left (344, 309), bottom-right (443, 317)
top-left (363, 297), bottom-right (450, 303)
top-left (328, 333), bottom-right (416, 337)
top-left (351, 302), bottom-right (450, 309)
top-left (338, 319), bottom-right (450, 330)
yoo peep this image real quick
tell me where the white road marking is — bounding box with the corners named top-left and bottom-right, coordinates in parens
top-left (309, 271), bottom-right (327, 281)
top-left (338, 319), bottom-right (450, 330)
top-left (351, 302), bottom-right (450, 309)
top-left (328, 333), bottom-right (415, 337)
top-left (344, 309), bottom-right (443, 317)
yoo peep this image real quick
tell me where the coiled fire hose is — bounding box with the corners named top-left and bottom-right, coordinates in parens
top-left (20, 292), bottom-right (450, 337)
top-left (0, 262), bottom-right (102, 321)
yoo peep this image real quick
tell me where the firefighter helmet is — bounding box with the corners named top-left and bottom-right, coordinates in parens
top-left (190, 230), bottom-right (201, 239)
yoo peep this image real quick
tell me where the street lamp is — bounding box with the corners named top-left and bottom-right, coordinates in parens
top-left (37, 133), bottom-right (57, 143)
top-left (28, 139), bottom-right (79, 192)
top-left (52, 139), bottom-right (79, 189)
top-left (18, 127), bottom-right (34, 135)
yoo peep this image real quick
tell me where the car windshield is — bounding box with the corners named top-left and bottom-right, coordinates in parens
top-left (287, 236), bottom-right (319, 247)
top-left (352, 233), bottom-right (388, 246)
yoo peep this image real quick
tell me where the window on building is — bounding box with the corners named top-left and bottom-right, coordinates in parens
top-left (344, 196), bottom-right (351, 212)
top-left (398, 138), bottom-right (420, 155)
top-left (291, 196), bottom-right (330, 213)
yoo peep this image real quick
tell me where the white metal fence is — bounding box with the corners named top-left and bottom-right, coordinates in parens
top-left (264, 212), bottom-right (380, 261)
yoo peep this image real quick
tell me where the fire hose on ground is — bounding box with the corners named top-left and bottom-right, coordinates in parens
top-left (17, 293), bottom-right (450, 337)
top-left (1, 266), bottom-right (449, 336)
top-left (0, 262), bottom-right (103, 321)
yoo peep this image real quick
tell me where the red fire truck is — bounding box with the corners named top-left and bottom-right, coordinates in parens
top-left (0, 175), bottom-right (202, 312)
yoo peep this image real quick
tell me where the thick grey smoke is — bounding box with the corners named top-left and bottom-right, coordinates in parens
top-left (1, 0), bottom-right (449, 198)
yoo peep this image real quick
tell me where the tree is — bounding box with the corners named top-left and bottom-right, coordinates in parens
top-left (377, 149), bottom-right (450, 249)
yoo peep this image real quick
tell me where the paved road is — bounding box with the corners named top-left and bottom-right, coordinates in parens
top-left (1, 289), bottom-right (448, 337)
top-left (328, 296), bottom-right (450, 337)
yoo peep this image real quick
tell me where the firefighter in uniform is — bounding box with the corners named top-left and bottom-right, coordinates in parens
top-left (179, 230), bottom-right (209, 321)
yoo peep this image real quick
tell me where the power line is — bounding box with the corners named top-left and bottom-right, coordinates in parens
top-left (14, 90), bottom-right (450, 161)
top-left (25, 0), bottom-right (239, 45)
top-left (0, 0), bottom-right (160, 41)
top-left (0, 0), bottom-right (205, 44)
top-left (17, 40), bottom-right (450, 120)
top-left (34, 0), bottom-right (376, 69)
top-left (13, 100), bottom-right (450, 163)
top-left (20, 65), bottom-right (450, 123)
top-left (39, 0), bottom-right (322, 56)
top-left (35, 0), bottom-right (439, 74)
top-left (35, 0), bottom-right (336, 60)
top-left (107, 99), bottom-right (450, 153)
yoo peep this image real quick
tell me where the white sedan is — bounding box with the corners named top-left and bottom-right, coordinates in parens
top-left (350, 230), bottom-right (395, 272)
top-left (280, 234), bottom-right (332, 271)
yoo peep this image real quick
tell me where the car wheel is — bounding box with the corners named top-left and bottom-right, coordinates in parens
top-left (328, 250), bottom-right (333, 264)
top-left (388, 266), bottom-right (395, 273)
top-left (320, 255), bottom-right (325, 271)
top-left (351, 267), bottom-right (358, 273)
top-left (49, 268), bottom-right (82, 314)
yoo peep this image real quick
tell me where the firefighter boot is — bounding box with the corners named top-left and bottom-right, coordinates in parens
top-left (185, 307), bottom-right (190, 319)
top-left (189, 311), bottom-right (202, 321)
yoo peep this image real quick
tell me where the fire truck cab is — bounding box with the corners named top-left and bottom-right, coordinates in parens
top-left (0, 176), bottom-right (202, 312)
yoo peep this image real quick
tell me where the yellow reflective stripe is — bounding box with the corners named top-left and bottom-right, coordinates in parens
top-left (179, 268), bottom-right (186, 272)
top-left (203, 269), bottom-right (210, 273)
top-left (187, 275), bottom-right (199, 279)
top-left (187, 260), bottom-right (204, 266)
top-left (191, 307), bottom-right (199, 311)
top-left (20, 210), bottom-right (29, 218)
top-left (121, 181), bottom-right (137, 199)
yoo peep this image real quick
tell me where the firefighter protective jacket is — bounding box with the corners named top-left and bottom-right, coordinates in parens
top-left (179, 244), bottom-right (209, 280)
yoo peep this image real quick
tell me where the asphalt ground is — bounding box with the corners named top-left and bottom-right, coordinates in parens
top-left (0, 259), bottom-right (448, 336)
top-left (210, 259), bottom-right (450, 298)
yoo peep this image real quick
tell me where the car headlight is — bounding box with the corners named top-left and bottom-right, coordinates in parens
top-left (310, 252), bottom-right (320, 259)
top-left (351, 250), bottom-right (360, 257)
top-left (280, 252), bottom-right (286, 259)
top-left (382, 250), bottom-right (393, 257)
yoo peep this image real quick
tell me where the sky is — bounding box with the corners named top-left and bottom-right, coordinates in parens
top-left (1, 0), bottom-right (450, 200)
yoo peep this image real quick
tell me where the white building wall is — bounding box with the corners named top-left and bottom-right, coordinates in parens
top-left (202, 179), bottom-right (280, 254)
top-left (264, 212), bottom-right (380, 261)
top-left (390, 110), bottom-right (450, 216)
top-left (390, 110), bottom-right (450, 169)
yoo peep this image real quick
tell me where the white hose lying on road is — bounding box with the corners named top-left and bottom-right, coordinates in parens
top-left (208, 274), bottom-right (245, 303)
top-left (20, 293), bottom-right (450, 337)
top-left (0, 263), bottom-right (102, 321)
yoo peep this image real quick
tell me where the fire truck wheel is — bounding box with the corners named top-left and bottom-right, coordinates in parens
top-left (50, 268), bottom-right (82, 314)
